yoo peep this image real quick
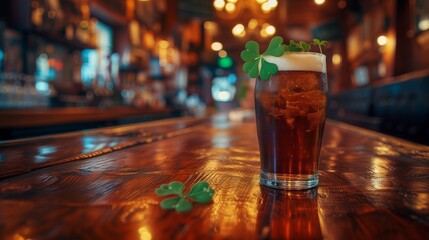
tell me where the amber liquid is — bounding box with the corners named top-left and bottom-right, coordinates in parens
top-left (255, 71), bottom-right (327, 175)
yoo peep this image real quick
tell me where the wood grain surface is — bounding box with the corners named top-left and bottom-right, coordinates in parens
top-left (0, 117), bottom-right (207, 179)
top-left (0, 111), bottom-right (428, 239)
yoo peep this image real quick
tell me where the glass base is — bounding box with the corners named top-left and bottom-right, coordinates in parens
top-left (260, 171), bottom-right (319, 190)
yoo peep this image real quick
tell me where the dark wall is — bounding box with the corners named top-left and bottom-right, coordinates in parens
top-left (328, 74), bottom-right (429, 145)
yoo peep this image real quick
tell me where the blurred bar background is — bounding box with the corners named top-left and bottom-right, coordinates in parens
top-left (0, 0), bottom-right (428, 144)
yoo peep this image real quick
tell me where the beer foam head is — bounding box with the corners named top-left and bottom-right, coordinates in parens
top-left (264, 52), bottom-right (326, 73)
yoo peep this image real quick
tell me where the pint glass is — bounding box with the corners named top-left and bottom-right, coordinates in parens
top-left (255, 52), bottom-right (327, 190)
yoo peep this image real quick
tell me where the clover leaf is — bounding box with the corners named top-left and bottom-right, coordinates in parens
top-left (186, 181), bottom-right (215, 203)
top-left (240, 41), bottom-right (260, 62)
top-left (175, 198), bottom-right (193, 212)
top-left (155, 181), bottom-right (215, 212)
top-left (243, 58), bottom-right (259, 78)
top-left (285, 40), bottom-right (301, 52)
top-left (155, 182), bottom-right (184, 196)
top-left (241, 36), bottom-right (286, 81)
top-left (313, 38), bottom-right (328, 53)
top-left (263, 36), bottom-right (286, 56)
top-left (160, 196), bottom-right (181, 209)
top-left (299, 41), bottom-right (312, 51)
top-left (260, 58), bottom-right (278, 81)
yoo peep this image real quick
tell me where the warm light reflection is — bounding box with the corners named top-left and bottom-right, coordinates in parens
top-left (418, 19), bottom-right (429, 31)
top-left (260, 28), bottom-right (268, 38)
top-left (204, 21), bottom-right (216, 30)
top-left (259, 0), bottom-right (277, 12)
top-left (228, 110), bottom-right (254, 122)
top-left (414, 193), bottom-right (429, 211)
top-left (80, 20), bottom-right (89, 28)
top-left (258, 188), bottom-right (321, 238)
top-left (265, 25), bottom-right (276, 35)
top-left (225, 2), bottom-right (236, 13)
top-left (218, 50), bottom-right (228, 58)
top-left (261, 2), bottom-right (272, 12)
top-left (159, 40), bottom-right (169, 49)
top-left (332, 54), bottom-right (342, 65)
top-left (207, 175), bottom-right (260, 237)
top-left (370, 157), bottom-right (389, 189)
top-left (211, 42), bottom-right (223, 51)
top-left (248, 19), bottom-right (258, 30)
top-left (139, 227), bottom-right (152, 240)
top-left (266, 0), bottom-right (278, 8)
top-left (314, 0), bottom-right (325, 5)
top-left (232, 24), bottom-right (246, 37)
top-left (11, 234), bottom-right (25, 240)
top-left (213, 0), bottom-right (225, 10)
top-left (260, 23), bottom-right (275, 37)
top-left (377, 35), bottom-right (388, 46)
top-left (378, 61), bottom-right (386, 77)
top-left (374, 144), bottom-right (399, 157)
top-left (318, 203), bottom-right (328, 240)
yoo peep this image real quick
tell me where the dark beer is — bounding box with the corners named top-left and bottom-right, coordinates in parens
top-left (255, 70), bottom-right (327, 189)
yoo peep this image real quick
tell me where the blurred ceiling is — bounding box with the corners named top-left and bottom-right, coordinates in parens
top-left (206, 0), bottom-right (344, 58)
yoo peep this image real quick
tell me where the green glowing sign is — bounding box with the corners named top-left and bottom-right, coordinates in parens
top-left (218, 56), bottom-right (233, 68)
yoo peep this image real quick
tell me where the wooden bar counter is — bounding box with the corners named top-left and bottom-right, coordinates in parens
top-left (0, 111), bottom-right (428, 239)
top-left (0, 107), bottom-right (174, 128)
top-left (0, 107), bottom-right (178, 140)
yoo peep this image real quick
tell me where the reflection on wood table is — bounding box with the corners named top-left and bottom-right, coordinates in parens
top-left (0, 112), bottom-right (428, 239)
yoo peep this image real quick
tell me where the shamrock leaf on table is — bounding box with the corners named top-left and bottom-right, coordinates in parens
top-left (186, 181), bottom-right (215, 203)
top-left (176, 198), bottom-right (193, 212)
top-left (155, 181), bottom-right (215, 212)
top-left (155, 182), bottom-right (184, 196)
top-left (160, 197), bottom-right (181, 210)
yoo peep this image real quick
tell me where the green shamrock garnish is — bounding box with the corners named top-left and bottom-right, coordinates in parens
top-left (241, 36), bottom-right (328, 80)
top-left (299, 41), bottom-right (312, 51)
top-left (313, 38), bottom-right (328, 54)
top-left (241, 36), bottom-right (286, 80)
top-left (155, 181), bottom-right (215, 212)
top-left (285, 40), bottom-right (301, 52)
top-left (285, 40), bottom-right (312, 52)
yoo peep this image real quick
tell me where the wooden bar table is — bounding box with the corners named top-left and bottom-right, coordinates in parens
top-left (0, 107), bottom-right (174, 129)
top-left (0, 111), bottom-right (428, 239)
